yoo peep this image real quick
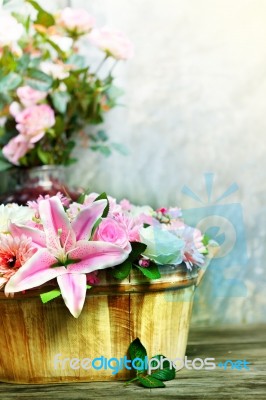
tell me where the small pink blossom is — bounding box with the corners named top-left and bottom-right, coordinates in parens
top-left (58, 8), bottom-right (95, 34)
top-left (0, 234), bottom-right (37, 290)
top-left (94, 217), bottom-right (130, 250)
top-left (15, 104), bottom-right (55, 143)
top-left (89, 27), bottom-right (134, 60)
top-left (17, 86), bottom-right (47, 107)
top-left (120, 199), bottom-right (132, 211)
top-left (86, 271), bottom-right (100, 285)
top-left (27, 192), bottom-right (70, 218)
top-left (2, 134), bottom-right (34, 165)
top-left (139, 258), bottom-right (150, 268)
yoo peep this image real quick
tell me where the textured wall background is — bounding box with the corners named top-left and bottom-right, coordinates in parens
top-left (67, 0), bottom-right (266, 326)
top-left (6, 0), bottom-right (266, 325)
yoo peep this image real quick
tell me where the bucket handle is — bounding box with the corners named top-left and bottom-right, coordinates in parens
top-left (195, 242), bottom-right (219, 287)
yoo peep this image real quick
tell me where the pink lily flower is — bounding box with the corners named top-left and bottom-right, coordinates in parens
top-left (5, 196), bottom-right (131, 317)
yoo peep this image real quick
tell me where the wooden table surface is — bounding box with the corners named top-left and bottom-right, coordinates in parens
top-left (0, 324), bottom-right (265, 400)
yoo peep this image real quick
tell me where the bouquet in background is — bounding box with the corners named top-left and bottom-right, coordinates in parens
top-left (0, 191), bottom-right (214, 318)
top-left (0, 0), bottom-right (133, 170)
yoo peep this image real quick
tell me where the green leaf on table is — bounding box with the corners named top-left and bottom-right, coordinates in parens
top-left (138, 375), bottom-right (165, 388)
top-left (111, 260), bottom-right (132, 280)
top-left (51, 91), bottom-right (70, 114)
top-left (149, 355), bottom-right (176, 381)
top-left (136, 264), bottom-right (161, 280)
top-left (26, 68), bottom-right (53, 92)
top-left (128, 338), bottom-right (147, 374)
top-left (0, 73), bottom-right (22, 92)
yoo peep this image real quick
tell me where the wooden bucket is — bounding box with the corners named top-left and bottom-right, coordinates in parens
top-left (0, 249), bottom-right (215, 384)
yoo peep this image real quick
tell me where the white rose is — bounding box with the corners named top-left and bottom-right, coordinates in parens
top-left (0, 13), bottom-right (24, 47)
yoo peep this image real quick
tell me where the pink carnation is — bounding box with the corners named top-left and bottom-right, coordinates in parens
top-left (89, 27), bottom-right (134, 60)
top-left (2, 134), bottom-right (34, 165)
top-left (17, 86), bottom-right (47, 107)
top-left (58, 7), bottom-right (95, 34)
top-left (15, 104), bottom-right (55, 143)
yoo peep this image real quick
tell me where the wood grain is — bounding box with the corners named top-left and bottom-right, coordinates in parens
top-left (0, 325), bottom-right (265, 399)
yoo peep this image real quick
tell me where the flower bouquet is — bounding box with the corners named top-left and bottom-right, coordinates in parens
top-left (0, 191), bottom-right (217, 383)
top-left (0, 1), bottom-right (132, 170)
top-left (0, 191), bottom-right (212, 316)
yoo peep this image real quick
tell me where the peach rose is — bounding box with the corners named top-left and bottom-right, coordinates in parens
top-left (2, 134), bottom-right (34, 165)
top-left (15, 104), bottom-right (55, 143)
top-left (17, 86), bottom-right (47, 107)
top-left (89, 27), bottom-right (134, 60)
top-left (57, 8), bottom-right (95, 34)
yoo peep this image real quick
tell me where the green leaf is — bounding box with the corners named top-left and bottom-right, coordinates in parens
top-left (90, 144), bottom-right (112, 157)
top-left (67, 54), bottom-right (87, 69)
top-left (0, 73), bottom-right (22, 92)
top-left (26, 68), bottom-right (53, 91)
top-left (51, 91), bottom-right (70, 114)
top-left (76, 188), bottom-right (91, 204)
top-left (111, 142), bottom-right (129, 156)
top-left (138, 375), bottom-right (165, 388)
top-left (96, 130), bottom-right (108, 142)
top-left (129, 242), bottom-right (147, 261)
top-left (40, 289), bottom-right (61, 303)
top-left (27, 0), bottom-right (55, 27)
top-left (137, 264), bottom-right (161, 280)
top-left (37, 146), bottom-right (52, 164)
top-left (94, 192), bottom-right (109, 218)
top-left (111, 260), bottom-right (132, 280)
top-left (0, 158), bottom-right (11, 171)
top-left (128, 338), bottom-right (147, 374)
top-left (150, 355), bottom-right (176, 381)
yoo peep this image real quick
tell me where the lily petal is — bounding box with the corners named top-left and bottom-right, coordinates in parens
top-left (67, 240), bottom-right (130, 274)
top-left (39, 197), bottom-right (75, 252)
top-left (57, 273), bottom-right (87, 318)
top-left (10, 223), bottom-right (46, 248)
top-left (72, 199), bottom-right (107, 241)
top-left (5, 248), bottom-right (66, 293)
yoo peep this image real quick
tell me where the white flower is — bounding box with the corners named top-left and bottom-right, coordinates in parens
top-left (49, 35), bottom-right (73, 52)
top-left (0, 204), bottom-right (34, 234)
top-left (0, 117), bottom-right (7, 127)
top-left (40, 61), bottom-right (70, 80)
top-left (0, 12), bottom-right (24, 47)
top-left (139, 226), bottom-right (184, 265)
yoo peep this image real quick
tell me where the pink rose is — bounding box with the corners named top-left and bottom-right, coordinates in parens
top-left (15, 104), bottom-right (55, 143)
top-left (58, 7), bottom-right (95, 34)
top-left (2, 134), bottom-right (34, 165)
top-left (89, 27), bottom-right (134, 60)
top-left (94, 218), bottom-right (130, 250)
top-left (17, 86), bottom-right (47, 107)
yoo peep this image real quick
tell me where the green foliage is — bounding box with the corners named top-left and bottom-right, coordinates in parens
top-left (127, 338), bottom-right (176, 389)
top-left (136, 263), bottom-right (161, 280)
top-left (25, 68), bottom-right (53, 91)
top-left (111, 242), bottom-right (147, 280)
top-left (0, 0), bottom-right (128, 169)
